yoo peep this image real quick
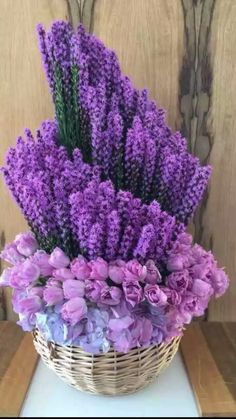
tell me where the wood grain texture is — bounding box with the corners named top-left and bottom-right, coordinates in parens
top-left (0, 321), bottom-right (38, 417)
top-left (181, 322), bottom-right (236, 417)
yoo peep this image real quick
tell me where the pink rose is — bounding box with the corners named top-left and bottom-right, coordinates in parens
top-left (63, 279), bottom-right (85, 299)
top-left (144, 284), bottom-right (167, 307)
top-left (89, 258), bottom-right (108, 280)
top-left (31, 250), bottom-right (54, 276)
top-left (124, 260), bottom-right (147, 282)
top-left (122, 280), bottom-right (143, 307)
top-left (15, 232), bottom-right (38, 257)
top-left (108, 260), bottom-right (126, 284)
top-left (71, 256), bottom-right (91, 280)
top-left (61, 297), bottom-right (87, 326)
top-left (145, 260), bottom-right (162, 284)
top-left (49, 248), bottom-right (70, 268)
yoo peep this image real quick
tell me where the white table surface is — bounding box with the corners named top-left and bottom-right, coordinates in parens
top-left (20, 350), bottom-right (199, 417)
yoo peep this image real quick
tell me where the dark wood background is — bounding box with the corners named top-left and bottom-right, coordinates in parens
top-left (0, 0), bottom-right (235, 321)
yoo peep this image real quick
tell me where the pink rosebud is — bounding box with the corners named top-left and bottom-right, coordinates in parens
top-left (192, 278), bottom-right (213, 298)
top-left (53, 268), bottom-right (74, 281)
top-left (167, 255), bottom-right (185, 272)
top-left (0, 242), bottom-right (25, 265)
top-left (122, 280), bottom-right (143, 307)
top-left (10, 260), bottom-right (40, 289)
top-left (43, 286), bottom-right (64, 306)
top-left (85, 280), bottom-right (106, 302)
top-left (71, 256), bottom-right (91, 280)
top-left (144, 284), bottom-right (167, 307)
top-left (89, 258), bottom-right (108, 280)
top-left (61, 297), bottom-right (87, 326)
top-left (108, 260), bottom-right (126, 284)
top-left (100, 286), bottom-right (122, 306)
top-left (18, 295), bottom-right (42, 314)
top-left (31, 250), bottom-right (54, 276)
top-left (167, 270), bottom-right (189, 293)
top-left (124, 260), bottom-right (147, 282)
top-left (49, 247), bottom-right (70, 269)
top-left (15, 232), bottom-right (38, 257)
top-left (145, 260), bottom-right (162, 284)
top-left (63, 279), bottom-right (85, 299)
top-left (0, 267), bottom-right (13, 286)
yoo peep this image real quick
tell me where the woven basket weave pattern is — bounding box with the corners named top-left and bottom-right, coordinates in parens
top-left (33, 330), bottom-right (181, 395)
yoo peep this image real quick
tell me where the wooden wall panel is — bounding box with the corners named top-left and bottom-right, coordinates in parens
top-left (0, 0), bottom-right (235, 320)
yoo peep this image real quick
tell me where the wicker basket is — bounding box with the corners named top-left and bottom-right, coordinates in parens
top-left (33, 329), bottom-right (181, 396)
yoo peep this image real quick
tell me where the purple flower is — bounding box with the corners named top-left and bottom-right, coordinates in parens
top-left (61, 297), bottom-right (87, 325)
top-left (49, 247), bottom-right (70, 268)
top-left (108, 259), bottom-right (125, 284)
top-left (53, 268), bottom-right (74, 281)
top-left (167, 270), bottom-right (189, 293)
top-left (0, 242), bottom-right (25, 265)
top-left (9, 260), bottom-right (40, 289)
top-left (161, 287), bottom-right (181, 305)
top-left (100, 286), bottom-right (122, 306)
top-left (28, 286), bottom-right (44, 298)
top-left (70, 256), bottom-right (91, 280)
top-left (145, 260), bottom-right (162, 284)
top-left (43, 286), bottom-right (64, 305)
top-left (124, 260), bottom-right (147, 282)
top-left (15, 232), bottom-right (38, 257)
top-left (63, 279), bottom-right (85, 299)
top-left (31, 250), bottom-right (54, 276)
top-left (131, 317), bottom-right (153, 347)
top-left (17, 312), bottom-right (36, 332)
top-left (89, 258), bottom-right (108, 280)
top-left (167, 255), bottom-right (186, 272)
top-left (144, 284), bottom-right (167, 307)
top-left (0, 267), bottom-right (13, 286)
top-left (211, 268), bottom-right (229, 297)
top-left (18, 295), bottom-right (42, 314)
top-left (191, 278), bottom-right (213, 298)
top-left (108, 316), bottom-right (134, 352)
top-left (123, 280), bottom-right (143, 307)
top-left (85, 280), bottom-right (107, 302)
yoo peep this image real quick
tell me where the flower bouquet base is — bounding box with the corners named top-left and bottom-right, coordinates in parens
top-left (33, 329), bottom-right (181, 396)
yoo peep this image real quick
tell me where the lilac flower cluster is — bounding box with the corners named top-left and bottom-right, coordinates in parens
top-left (37, 21), bottom-right (211, 223)
top-left (0, 232), bottom-right (229, 353)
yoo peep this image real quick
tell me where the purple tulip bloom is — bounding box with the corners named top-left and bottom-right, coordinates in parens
top-left (211, 268), bottom-right (229, 297)
top-left (9, 260), bottom-right (40, 289)
top-left (162, 287), bottom-right (181, 306)
top-left (167, 270), bottom-right (189, 293)
top-left (124, 260), bottom-right (147, 282)
top-left (49, 247), bottom-right (70, 268)
top-left (0, 267), bottom-right (13, 287)
top-left (108, 259), bottom-right (125, 284)
top-left (31, 250), bottom-right (54, 276)
top-left (71, 256), bottom-right (91, 280)
top-left (85, 280), bottom-right (106, 302)
top-left (43, 286), bottom-right (64, 305)
top-left (145, 260), bottom-right (162, 284)
top-left (61, 297), bottom-right (87, 325)
top-left (100, 286), bottom-right (122, 306)
top-left (89, 258), bottom-right (108, 280)
top-left (191, 278), bottom-right (213, 298)
top-left (144, 284), bottom-right (167, 307)
top-left (15, 232), bottom-right (38, 257)
top-left (0, 242), bottom-right (25, 265)
top-left (53, 268), bottom-right (74, 281)
top-left (63, 279), bottom-right (85, 299)
top-left (18, 295), bottom-right (42, 314)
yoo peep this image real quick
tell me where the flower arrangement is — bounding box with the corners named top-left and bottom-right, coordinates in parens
top-left (0, 21), bottom-right (229, 356)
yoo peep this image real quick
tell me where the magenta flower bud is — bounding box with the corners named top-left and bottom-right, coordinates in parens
top-left (89, 258), bottom-right (108, 280)
top-left (192, 278), bottom-right (213, 298)
top-left (124, 260), bottom-right (147, 282)
top-left (53, 268), bottom-right (74, 281)
top-left (43, 286), bottom-right (64, 306)
top-left (18, 295), bottom-right (42, 314)
top-left (63, 279), bottom-right (85, 299)
top-left (15, 232), bottom-right (38, 257)
top-left (61, 297), bottom-right (87, 326)
top-left (167, 255), bottom-right (185, 272)
top-left (31, 250), bottom-right (54, 276)
top-left (71, 256), bottom-right (91, 280)
top-left (0, 267), bottom-right (13, 286)
top-left (49, 247), bottom-right (70, 268)
top-left (0, 242), bottom-right (25, 265)
top-left (100, 286), bottom-right (122, 305)
top-left (108, 260), bottom-right (126, 284)
top-left (161, 287), bottom-right (181, 305)
top-left (144, 284), bottom-right (167, 307)
top-left (167, 270), bottom-right (189, 293)
top-left (10, 260), bottom-right (40, 289)
top-left (85, 280), bottom-right (106, 302)
top-left (122, 280), bottom-right (143, 307)
top-left (145, 260), bottom-right (162, 284)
